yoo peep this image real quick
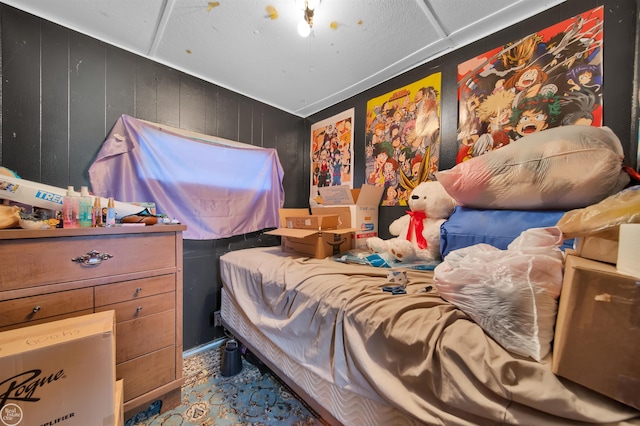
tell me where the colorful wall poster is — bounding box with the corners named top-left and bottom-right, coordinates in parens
top-left (365, 72), bottom-right (442, 206)
top-left (310, 108), bottom-right (354, 205)
top-left (457, 6), bottom-right (603, 163)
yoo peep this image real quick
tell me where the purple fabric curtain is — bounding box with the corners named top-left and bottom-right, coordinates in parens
top-left (89, 115), bottom-right (284, 240)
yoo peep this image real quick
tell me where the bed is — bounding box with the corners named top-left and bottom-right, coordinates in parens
top-left (219, 246), bottom-right (640, 426)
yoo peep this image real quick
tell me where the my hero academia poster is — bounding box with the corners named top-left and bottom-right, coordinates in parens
top-left (310, 108), bottom-right (354, 205)
top-left (365, 72), bottom-right (442, 206)
top-left (457, 6), bottom-right (603, 164)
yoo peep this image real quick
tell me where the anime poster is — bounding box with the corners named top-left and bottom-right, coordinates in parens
top-left (310, 108), bottom-right (354, 205)
top-left (457, 6), bottom-right (603, 163)
top-left (365, 72), bottom-right (442, 206)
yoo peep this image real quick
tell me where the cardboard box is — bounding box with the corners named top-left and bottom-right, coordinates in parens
top-left (0, 311), bottom-right (117, 426)
top-left (266, 208), bottom-right (355, 258)
top-left (285, 214), bottom-right (339, 230)
top-left (574, 231), bottom-right (619, 265)
top-left (553, 255), bottom-right (640, 410)
top-left (115, 379), bottom-right (124, 426)
top-left (314, 184), bottom-right (384, 249)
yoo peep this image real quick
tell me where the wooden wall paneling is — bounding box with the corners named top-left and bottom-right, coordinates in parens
top-left (40, 20), bottom-right (70, 188)
top-left (68, 33), bottom-right (106, 187)
top-left (216, 87), bottom-right (240, 141)
top-left (599, 0), bottom-right (635, 164)
top-left (134, 59), bottom-right (159, 123)
top-left (156, 66), bottom-right (180, 128)
top-left (1, 7), bottom-right (41, 180)
top-left (204, 85), bottom-right (219, 136)
top-left (238, 96), bottom-right (253, 145)
top-left (261, 104), bottom-right (279, 151)
top-left (274, 111), bottom-right (307, 208)
top-left (105, 46), bottom-right (136, 132)
top-left (182, 238), bottom-right (220, 348)
top-left (251, 102), bottom-right (264, 147)
top-left (178, 75), bottom-right (206, 134)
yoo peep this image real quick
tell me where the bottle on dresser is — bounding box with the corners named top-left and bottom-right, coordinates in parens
top-left (106, 197), bottom-right (116, 227)
top-left (92, 196), bottom-right (103, 227)
top-left (62, 186), bottom-right (79, 228)
top-left (78, 186), bottom-right (93, 228)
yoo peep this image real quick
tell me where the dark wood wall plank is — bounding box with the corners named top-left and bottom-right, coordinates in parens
top-left (238, 96), bottom-right (253, 144)
top-left (216, 88), bottom-right (239, 141)
top-left (156, 66), bottom-right (180, 128)
top-left (1, 7), bottom-right (41, 180)
top-left (134, 59), bottom-right (159, 123)
top-left (105, 46), bottom-right (136, 131)
top-left (204, 85), bottom-right (219, 136)
top-left (179, 75), bottom-right (206, 134)
top-left (41, 20), bottom-right (70, 187)
top-left (68, 33), bottom-right (106, 186)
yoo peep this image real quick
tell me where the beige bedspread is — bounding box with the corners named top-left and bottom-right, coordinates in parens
top-left (220, 246), bottom-right (640, 426)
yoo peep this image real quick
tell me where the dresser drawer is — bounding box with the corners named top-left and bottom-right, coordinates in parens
top-left (0, 309), bottom-right (94, 332)
top-left (0, 232), bottom-right (177, 291)
top-left (117, 346), bottom-right (176, 402)
top-left (96, 292), bottom-right (175, 323)
top-left (95, 274), bottom-right (175, 307)
top-left (0, 288), bottom-right (93, 328)
top-left (115, 309), bottom-right (175, 364)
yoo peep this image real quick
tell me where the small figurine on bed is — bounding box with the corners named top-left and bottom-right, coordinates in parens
top-left (367, 180), bottom-right (457, 262)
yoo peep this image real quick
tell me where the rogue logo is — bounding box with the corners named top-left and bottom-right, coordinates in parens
top-left (0, 370), bottom-right (65, 412)
top-left (0, 403), bottom-right (23, 426)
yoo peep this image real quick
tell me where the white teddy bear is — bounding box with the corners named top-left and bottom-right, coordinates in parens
top-left (367, 180), bottom-right (457, 262)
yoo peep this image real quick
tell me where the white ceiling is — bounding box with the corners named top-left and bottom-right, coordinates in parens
top-left (2, 0), bottom-right (566, 117)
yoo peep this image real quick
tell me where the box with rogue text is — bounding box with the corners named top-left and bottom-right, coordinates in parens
top-left (0, 311), bottom-right (116, 426)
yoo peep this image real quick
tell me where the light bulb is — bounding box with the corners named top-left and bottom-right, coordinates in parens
top-left (298, 19), bottom-right (311, 37)
top-left (307, 0), bottom-right (320, 10)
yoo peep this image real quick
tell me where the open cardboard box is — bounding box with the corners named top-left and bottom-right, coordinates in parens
top-left (266, 208), bottom-right (356, 259)
top-left (313, 184), bottom-right (384, 249)
top-left (284, 213), bottom-right (340, 230)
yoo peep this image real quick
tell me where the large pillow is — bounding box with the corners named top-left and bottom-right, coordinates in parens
top-left (440, 207), bottom-right (573, 258)
top-left (436, 126), bottom-right (630, 210)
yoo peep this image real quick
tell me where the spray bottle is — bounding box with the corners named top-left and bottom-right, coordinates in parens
top-left (106, 197), bottom-right (116, 227)
top-left (78, 186), bottom-right (93, 228)
top-left (62, 186), bottom-right (79, 228)
top-left (92, 196), bottom-right (103, 227)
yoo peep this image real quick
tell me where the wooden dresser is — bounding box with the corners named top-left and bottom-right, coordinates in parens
top-left (0, 225), bottom-right (186, 418)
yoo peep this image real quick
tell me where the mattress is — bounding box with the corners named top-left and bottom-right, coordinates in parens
top-left (221, 288), bottom-right (421, 426)
top-left (220, 246), bottom-right (640, 426)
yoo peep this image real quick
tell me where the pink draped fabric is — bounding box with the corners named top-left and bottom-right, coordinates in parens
top-left (89, 115), bottom-right (284, 240)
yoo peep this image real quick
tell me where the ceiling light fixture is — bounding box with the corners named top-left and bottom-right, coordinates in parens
top-left (297, 0), bottom-right (320, 37)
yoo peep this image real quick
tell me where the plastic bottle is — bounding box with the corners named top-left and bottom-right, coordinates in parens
top-left (92, 197), bottom-right (103, 227)
top-left (78, 186), bottom-right (93, 228)
top-left (62, 186), bottom-right (79, 229)
top-left (106, 197), bottom-right (116, 227)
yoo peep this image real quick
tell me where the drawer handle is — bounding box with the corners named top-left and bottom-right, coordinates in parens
top-left (136, 306), bottom-right (143, 314)
top-left (71, 250), bottom-right (113, 266)
top-left (32, 306), bottom-right (41, 313)
top-left (135, 287), bottom-right (142, 295)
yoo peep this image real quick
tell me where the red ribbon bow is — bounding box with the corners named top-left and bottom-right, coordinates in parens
top-left (405, 210), bottom-right (428, 249)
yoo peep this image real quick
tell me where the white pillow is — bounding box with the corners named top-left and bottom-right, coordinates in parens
top-left (436, 126), bottom-right (630, 210)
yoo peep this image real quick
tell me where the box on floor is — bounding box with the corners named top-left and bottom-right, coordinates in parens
top-left (0, 311), bottom-right (117, 425)
top-left (553, 255), bottom-right (640, 410)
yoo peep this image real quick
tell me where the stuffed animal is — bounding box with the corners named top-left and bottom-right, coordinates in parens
top-left (367, 180), bottom-right (457, 261)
